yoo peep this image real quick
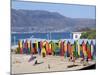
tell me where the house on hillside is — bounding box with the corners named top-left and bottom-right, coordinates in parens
top-left (72, 32), bottom-right (82, 40)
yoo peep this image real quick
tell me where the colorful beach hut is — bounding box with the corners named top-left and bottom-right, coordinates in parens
top-left (48, 42), bottom-right (52, 55)
top-left (73, 41), bottom-right (78, 58)
top-left (50, 41), bottom-right (55, 55)
top-left (77, 40), bottom-right (81, 57)
top-left (17, 40), bottom-right (20, 54)
top-left (54, 42), bottom-right (60, 55)
top-left (38, 41), bottom-right (41, 55)
top-left (27, 40), bottom-right (31, 54)
top-left (64, 41), bottom-right (67, 57)
top-left (32, 42), bottom-right (37, 54)
top-left (66, 41), bottom-right (71, 57)
top-left (24, 40), bottom-right (29, 54)
top-left (82, 41), bottom-right (87, 60)
top-left (60, 41), bottom-right (64, 56)
top-left (91, 40), bottom-right (96, 60)
top-left (86, 41), bottom-right (92, 60)
top-left (41, 41), bottom-right (46, 57)
top-left (80, 44), bottom-right (84, 58)
top-left (70, 44), bottom-right (74, 61)
top-left (45, 41), bottom-right (49, 55)
top-left (35, 40), bottom-right (39, 54)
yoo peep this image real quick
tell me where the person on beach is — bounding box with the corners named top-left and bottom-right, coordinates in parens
top-left (28, 54), bottom-right (36, 62)
top-left (48, 64), bottom-right (50, 69)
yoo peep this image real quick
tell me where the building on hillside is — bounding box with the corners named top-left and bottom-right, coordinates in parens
top-left (72, 32), bottom-right (82, 40)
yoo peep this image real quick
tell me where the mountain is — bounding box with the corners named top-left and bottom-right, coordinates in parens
top-left (11, 9), bottom-right (96, 33)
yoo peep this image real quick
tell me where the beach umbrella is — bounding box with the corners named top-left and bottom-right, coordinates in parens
top-left (82, 41), bottom-right (87, 60)
top-left (86, 41), bottom-right (92, 60)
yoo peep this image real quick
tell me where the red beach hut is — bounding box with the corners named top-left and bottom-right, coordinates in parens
top-left (60, 41), bottom-right (64, 56)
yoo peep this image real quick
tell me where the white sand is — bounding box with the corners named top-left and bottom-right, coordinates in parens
top-left (11, 54), bottom-right (96, 74)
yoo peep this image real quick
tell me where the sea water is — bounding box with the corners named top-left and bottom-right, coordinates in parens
top-left (11, 32), bottom-right (73, 45)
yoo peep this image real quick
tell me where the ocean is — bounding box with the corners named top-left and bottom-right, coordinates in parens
top-left (11, 32), bottom-right (73, 45)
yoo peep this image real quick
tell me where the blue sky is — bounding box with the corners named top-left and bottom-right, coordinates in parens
top-left (12, 1), bottom-right (96, 19)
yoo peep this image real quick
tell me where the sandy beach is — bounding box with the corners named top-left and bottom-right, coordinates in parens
top-left (11, 54), bottom-right (95, 74)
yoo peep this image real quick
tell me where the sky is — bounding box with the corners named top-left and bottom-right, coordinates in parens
top-left (12, 0), bottom-right (96, 19)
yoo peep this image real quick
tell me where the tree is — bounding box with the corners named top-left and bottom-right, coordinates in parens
top-left (80, 29), bottom-right (96, 39)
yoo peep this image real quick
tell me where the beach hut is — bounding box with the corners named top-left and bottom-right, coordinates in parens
top-left (27, 40), bottom-right (31, 54)
top-left (60, 41), bottom-right (64, 56)
top-left (18, 40), bottom-right (23, 54)
top-left (41, 42), bottom-right (46, 57)
top-left (30, 41), bottom-right (34, 54)
top-left (64, 41), bottom-right (67, 57)
top-left (90, 41), bottom-right (94, 57)
top-left (54, 42), bottom-right (60, 55)
top-left (91, 40), bottom-right (96, 60)
top-left (48, 42), bottom-right (52, 55)
top-left (17, 40), bottom-right (20, 54)
top-left (32, 42), bottom-right (37, 54)
top-left (77, 40), bottom-right (81, 57)
top-left (24, 40), bottom-right (29, 54)
top-left (22, 40), bottom-right (25, 54)
top-left (45, 41), bottom-right (49, 55)
top-left (50, 41), bottom-right (55, 55)
top-left (70, 44), bottom-right (74, 60)
top-left (86, 41), bottom-right (92, 60)
top-left (73, 41), bottom-right (78, 58)
top-left (38, 41), bottom-right (41, 55)
top-left (93, 43), bottom-right (96, 60)
top-left (67, 41), bottom-right (71, 57)
top-left (35, 40), bottom-right (39, 54)
top-left (82, 41), bottom-right (87, 60)
top-left (58, 40), bottom-right (61, 49)
top-left (40, 41), bottom-right (43, 53)
top-left (80, 44), bottom-right (84, 58)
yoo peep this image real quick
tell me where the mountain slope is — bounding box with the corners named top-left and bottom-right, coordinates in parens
top-left (11, 9), bottom-right (96, 33)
